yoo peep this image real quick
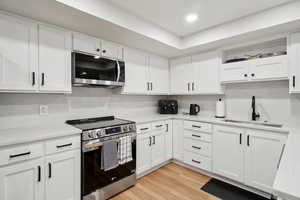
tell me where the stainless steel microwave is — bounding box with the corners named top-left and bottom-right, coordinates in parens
top-left (72, 52), bottom-right (125, 88)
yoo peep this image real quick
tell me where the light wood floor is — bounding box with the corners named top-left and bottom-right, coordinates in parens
top-left (111, 163), bottom-right (221, 200)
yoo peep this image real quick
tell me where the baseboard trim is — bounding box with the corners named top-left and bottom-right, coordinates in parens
top-left (137, 160), bottom-right (172, 179)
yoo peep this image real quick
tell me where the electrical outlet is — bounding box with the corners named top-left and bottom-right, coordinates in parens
top-left (39, 105), bottom-right (49, 115)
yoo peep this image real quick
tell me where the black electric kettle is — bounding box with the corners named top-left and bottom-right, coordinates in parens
top-left (190, 104), bottom-right (200, 115)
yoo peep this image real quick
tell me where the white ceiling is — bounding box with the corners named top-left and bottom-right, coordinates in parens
top-left (105, 0), bottom-right (295, 36)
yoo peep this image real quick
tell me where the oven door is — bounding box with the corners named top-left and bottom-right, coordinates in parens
top-left (72, 52), bottom-right (125, 87)
top-left (82, 137), bottom-right (136, 197)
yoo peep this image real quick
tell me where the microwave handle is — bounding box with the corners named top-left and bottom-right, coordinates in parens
top-left (116, 60), bottom-right (121, 82)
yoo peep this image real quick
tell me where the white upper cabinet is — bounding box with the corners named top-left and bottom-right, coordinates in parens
top-left (0, 14), bottom-right (38, 92)
top-left (290, 32), bottom-right (300, 93)
top-left (192, 51), bottom-right (223, 94)
top-left (220, 61), bottom-right (250, 83)
top-left (72, 33), bottom-right (100, 55)
top-left (148, 54), bottom-right (169, 94)
top-left (101, 40), bottom-right (123, 60)
top-left (170, 56), bottom-right (194, 94)
top-left (38, 25), bottom-right (72, 93)
top-left (122, 47), bottom-right (148, 94)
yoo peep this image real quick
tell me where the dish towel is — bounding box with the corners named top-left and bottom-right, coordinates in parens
top-left (118, 135), bottom-right (133, 165)
top-left (101, 140), bottom-right (119, 171)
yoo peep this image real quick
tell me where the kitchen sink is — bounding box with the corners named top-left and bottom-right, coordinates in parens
top-left (222, 119), bottom-right (283, 128)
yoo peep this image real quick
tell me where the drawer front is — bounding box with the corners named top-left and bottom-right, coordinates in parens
top-left (184, 138), bottom-right (211, 157)
top-left (184, 129), bottom-right (212, 142)
top-left (46, 135), bottom-right (80, 155)
top-left (184, 151), bottom-right (211, 171)
top-left (184, 121), bottom-right (212, 133)
top-left (151, 121), bottom-right (167, 132)
top-left (137, 123), bottom-right (152, 134)
top-left (0, 143), bottom-right (43, 166)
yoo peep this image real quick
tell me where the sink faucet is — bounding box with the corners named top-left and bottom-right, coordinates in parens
top-left (251, 96), bottom-right (260, 121)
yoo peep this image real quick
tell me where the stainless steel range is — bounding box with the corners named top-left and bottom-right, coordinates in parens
top-left (66, 116), bottom-right (136, 200)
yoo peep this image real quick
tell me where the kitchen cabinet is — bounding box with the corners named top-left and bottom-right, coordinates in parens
top-left (0, 14), bottom-right (38, 92)
top-left (38, 24), bottom-right (72, 93)
top-left (172, 119), bottom-right (184, 161)
top-left (244, 129), bottom-right (286, 193)
top-left (137, 131), bottom-right (152, 174)
top-left (213, 125), bottom-right (287, 193)
top-left (101, 40), bottom-right (123, 60)
top-left (0, 158), bottom-right (44, 200)
top-left (45, 150), bottom-right (80, 200)
top-left (123, 47), bottom-right (169, 95)
top-left (165, 120), bottom-right (173, 161)
top-left (150, 131), bottom-right (165, 167)
top-left (72, 32), bottom-right (101, 55)
top-left (290, 32), bottom-right (300, 93)
top-left (213, 125), bottom-right (245, 182)
top-left (220, 56), bottom-right (288, 83)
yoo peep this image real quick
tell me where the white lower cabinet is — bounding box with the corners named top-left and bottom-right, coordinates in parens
top-left (172, 119), bottom-right (184, 161)
top-left (165, 120), bottom-right (173, 161)
top-left (150, 131), bottom-right (165, 167)
top-left (0, 158), bottom-right (44, 200)
top-left (213, 125), bottom-right (287, 193)
top-left (45, 149), bottom-right (81, 200)
top-left (137, 131), bottom-right (152, 174)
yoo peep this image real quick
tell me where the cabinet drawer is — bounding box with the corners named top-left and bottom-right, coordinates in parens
top-left (184, 129), bottom-right (212, 142)
top-left (184, 138), bottom-right (211, 157)
top-left (46, 135), bottom-right (80, 155)
top-left (184, 151), bottom-right (211, 171)
top-left (184, 121), bottom-right (212, 133)
top-left (151, 121), bottom-right (167, 132)
top-left (0, 143), bottom-right (43, 166)
top-left (137, 123), bottom-right (152, 134)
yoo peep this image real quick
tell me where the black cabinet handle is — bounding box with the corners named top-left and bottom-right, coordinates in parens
top-left (192, 82), bottom-right (195, 91)
top-left (48, 163), bottom-right (52, 178)
top-left (152, 136), bottom-right (155, 145)
top-left (38, 166), bottom-right (41, 182)
top-left (192, 159), bottom-right (201, 164)
top-left (41, 73), bottom-right (45, 86)
top-left (140, 128), bottom-right (149, 131)
top-left (188, 83), bottom-right (190, 91)
top-left (147, 82), bottom-right (150, 91)
top-left (149, 136), bottom-right (152, 146)
top-left (56, 143), bottom-right (72, 149)
top-left (151, 82), bottom-right (153, 91)
top-left (9, 151), bottom-right (31, 159)
top-left (251, 73), bottom-right (255, 77)
top-left (293, 76), bottom-right (296, 88)
top-left (244, 74), bottom-right (248, 77)
top-left (155, 125), bottom-right (163, 128)
top-left (247, 135), bottom-right (250, 146)
top-left (239, 134), bottom-right (242, 145)
top-left (192, 125), bottom-right (201, 129)
top-left (192, 146), bottom-right (202, 150)
top-left (166, 124), bottom-right (169, 132)
top-left (102, 50), bottom-right (106, 53)
top-left (96, 48), bottom-right (100, 52)
top-left (192, 134), bottom-right (201, 138)
top-left (32, 72), bottom-right (36, 86)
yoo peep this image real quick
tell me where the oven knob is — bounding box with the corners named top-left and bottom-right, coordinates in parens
top-left (89, 130), bottom-right (96, 139)
top-left (96, 129), bottom-right (104, 137)
top-left (123, 126), bottom-right (128, 132)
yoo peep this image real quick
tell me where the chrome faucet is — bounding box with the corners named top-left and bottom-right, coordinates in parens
top-left (251, 96), bottom-right (260, 121)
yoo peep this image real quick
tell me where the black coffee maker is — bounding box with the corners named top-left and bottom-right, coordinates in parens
top-left (190, 104), bottom-right (200, 115)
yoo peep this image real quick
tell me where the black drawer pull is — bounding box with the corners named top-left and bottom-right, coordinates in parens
top-left (192, 146), bottom-right (202, 150)
top-left (9, 151), bottom-right (31, 159)
top-left (56, 143), bottom-right (72, 149)
top-left (140, 128), bottom-right (149, 131)
top-left (48, 163), bottom-right (52, 178)
top-left (32, 72), bottom-right (36, 86)
top-left (37, 166), bottom-right (41, 182)
top-left (192, 159), bottom-right (201, 164)
top-left (192, 134), bottom-right (201, 138)
top-left (192, 125), bottom-right (201, 129)
top-left (293, 76), bottom-right (296, 87)
top-left (155, 125), bottom-right (163, 128)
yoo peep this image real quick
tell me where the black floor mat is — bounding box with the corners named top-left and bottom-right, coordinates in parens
top-left (201, 179), bottom-right (269, 200)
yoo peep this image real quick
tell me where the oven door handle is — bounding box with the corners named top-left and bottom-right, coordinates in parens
top-left (116, 60), bottom-right (121, 82)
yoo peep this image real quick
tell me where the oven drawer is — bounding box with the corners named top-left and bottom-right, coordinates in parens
top-left (184, 129), bottom-right (212, 142)
top-left (184, 151), bottom-right (211, 171)
top-left (46, 135), bottom-right (80, 155)
top-left (151, 121), bottom-right (167, 132)
top-left (184, 138), bottom-right (211, 157)
top-left (184, 121), bottom-right (212, 133)
top-left (137, 123), bottom-right (152, 134)
top-left (0, 143), bottom-right (43, 166)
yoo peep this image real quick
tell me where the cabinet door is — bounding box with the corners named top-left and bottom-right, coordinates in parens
top-left (0, 14), bottom-right (38, 92)
top-left (45, 150), bottom-right (81, 200)
top-left (250, 55), bottom-right (288, 81)
top-left (213, 125), bottom-right (244, 183)
top-left (245, 130), bottom-right (286, 193)
top-left (220, 61), bottom-right (249, 83)
top-left (73, 33), bottom-right (100, 55)
top-left (122, 47), bottom-right (149, 94)
top-left (137, 133), bottom-right (152, 175)
top-left (0, 159), bottom-right (43, 200)
top-left (172, 119), bottom-right (184, 161)
top-left (38, 25), bottom-right (72, 93)
top-left (101, 40), bottom-right (123, 60)
top-left (170, 57), bottom-right (194, 94)
top-left (290, 33), bottom-right (300, 93)
top-left (192, 51), bottom-right (223, 94)
top-left (165, 120), bottom-right (173, 161)
top-left (151, 131), bottom-right (165, 167)
top-left (148, 55), bottom-right (169, 94)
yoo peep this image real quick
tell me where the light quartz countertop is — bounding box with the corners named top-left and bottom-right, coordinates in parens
top-left (0, 123), bottom-right (81, 147)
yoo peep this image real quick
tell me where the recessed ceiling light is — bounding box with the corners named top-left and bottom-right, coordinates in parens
top-left (185, 14), bottom-right (198, 23)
